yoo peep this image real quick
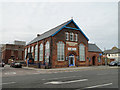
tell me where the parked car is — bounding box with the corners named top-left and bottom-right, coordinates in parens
top-left (0, 62), bottom-right (5, 67)
top-left (117, 61), bottom-right (120, 66)
top-left (10, 62), bottom-right (22, 68)
top-left (109, 61), bottom-right (118, 66)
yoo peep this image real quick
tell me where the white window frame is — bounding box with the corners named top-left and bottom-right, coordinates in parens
top-left (31, 46), bottom-right (33, 53)
top-left (79, 44), bottom-right (85, 61)
top-left (39, 43), bottom-right (43, 61)
top-left (34, 45), bottom-right (38, 61)
top-left (75, 34), bottom-right (78, 41)
top-left (45, 41), bottom-right (50, 62)
top-left (28, 47), bottom-right (30, 53)
top-left (65, 32), bottom-right (69, 40)
top-left (57, 41), bottom-right (65, 61)
top-left (24, 48), bottom-right (27, 61)
top-left (70, 32), bottom-right (74, 41)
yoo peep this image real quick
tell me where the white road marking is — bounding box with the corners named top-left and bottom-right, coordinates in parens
top-left (4, 72), bottom-right (16, 75)
top-left (84, 83), bottom-right (112, 89)
top-left (97, 73), bottom-right (108, 75)
top-left (0, 82), bottom-right (16, 85)
top-left (42, 76), bottom-right (82, 80)
top-left (44, 79), bottom-right (88, 84)
top-left (97, 73), bottom-right (118, 76)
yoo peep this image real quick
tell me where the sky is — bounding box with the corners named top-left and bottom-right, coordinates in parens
top-left (0, 1), bottom-right (118, 50)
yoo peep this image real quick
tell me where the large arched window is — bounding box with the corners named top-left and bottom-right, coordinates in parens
top-left (31, 46), bottom-right (33, 53)
top-left (28, 47), bottom-right (30, 53)
top-left (79, 44), bottom-right (85, 61)
top-left (45, 41), bottom-right (50, 62)
top-left (24, 48), bottom-right (27, 60)
top-left (34, 45), bottom-right (38, 61)
top-left (39, 43), bottom-right (43, 61)
top-left (57, 41), bottom-right (64, 61)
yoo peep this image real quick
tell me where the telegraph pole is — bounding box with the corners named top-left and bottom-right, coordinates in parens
top-left (104, 48), bottom-right (107, 66)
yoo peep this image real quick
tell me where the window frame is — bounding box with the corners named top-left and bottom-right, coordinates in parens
top-left (34, 45), bottom-right (38, 61)
top-left (39, 43), bottom-right (43, 61)
top-left (65, 32), bottom-right (69, 41)
top-left (70, 32), bottom-right (74, 41)
top-left (75, 34), bottom-right (78, 41)
top-left (31, 46), bottom-right (33, 53)
top-left (57, 41), bottom-right (65, 61)
top-left (45, 41), bottom-right (50, 62)
top-left (79, 43), bottom-right (85, 61)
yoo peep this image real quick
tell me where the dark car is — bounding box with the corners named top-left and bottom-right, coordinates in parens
top-left (10, 62), bottom-right (22, 68)
top-left (109, 61), bottom-right (118, 66)
top-left (117, 61), bottom-right (120, 66)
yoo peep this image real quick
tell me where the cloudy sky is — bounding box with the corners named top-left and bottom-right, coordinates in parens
top-left (0, 1), bottom-right (118, 50)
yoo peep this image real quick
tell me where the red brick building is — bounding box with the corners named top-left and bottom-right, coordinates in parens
top-left (1, 41), bottom-right (25, 64)
top-left (25, 19), bottom-right (102, 68)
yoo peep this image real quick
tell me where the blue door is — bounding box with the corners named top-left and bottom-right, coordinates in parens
top-left (69, 54), bottom-right (75, 66)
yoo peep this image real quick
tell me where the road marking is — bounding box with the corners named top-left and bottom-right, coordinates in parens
top-left (4, 72), bottom-right (16, 75)
top-left (44, 79), bottom-right (88, 84)
top-left (84, 83), bottom-right (112, 89)
top-left (0, 82), bottom-right (16, 85)
top-left (97, 73), bottom-right (108, 75)
top-left (42, 76), bottom-right (82, 80)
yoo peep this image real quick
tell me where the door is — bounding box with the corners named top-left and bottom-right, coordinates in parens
top-left (69, 54), bottom-right (75, 66)
top-left (92, 56), bottom-right (96, 65)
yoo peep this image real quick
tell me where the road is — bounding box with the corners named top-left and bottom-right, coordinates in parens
top-left (1, 65), bottom-right (120, 90)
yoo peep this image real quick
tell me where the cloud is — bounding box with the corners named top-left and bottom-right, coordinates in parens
top-left (0, 2), bottom-right (118, 50)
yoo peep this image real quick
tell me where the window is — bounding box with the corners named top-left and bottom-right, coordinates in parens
top-left (28, 47), bottom-right (30, 53)
top-left (24, 48), bottom-right (27, 60)
top-left (98, 56), bottom-right (101, 62)
top-left (79, 44), bottom-right (85, 61)
top-left (45, 41), bottom-right (50, 63)
top-left (34, 45), bottom-right (38, 61)
top-left (57, 41), bottom-right (64, 61)
top-left (39, 43), bottom-right (43, 61)
top-left (31, 46), bottom-right (33, 53)
top-left (65, 32), bottom-right (69, 40)
top-left (70, 33), bottom-right (74, 41)
top-left (75, 34), bottom-right (78, 41)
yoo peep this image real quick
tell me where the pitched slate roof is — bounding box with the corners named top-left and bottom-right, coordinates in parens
top-left (88, 43), bottom-right (102, 52)
top-left (27, 19), bottom-right (89, 45)
top-left (104, 49), bottom-right (120, 54)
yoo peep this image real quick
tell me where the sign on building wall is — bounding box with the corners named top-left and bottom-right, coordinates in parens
top-left (68, 47), bottom-right (76, 51)
top-left (66, 42), bottom-right (78, 46)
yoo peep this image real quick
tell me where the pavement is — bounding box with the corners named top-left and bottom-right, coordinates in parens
top-left (1, 65), bottom-right (119, 77)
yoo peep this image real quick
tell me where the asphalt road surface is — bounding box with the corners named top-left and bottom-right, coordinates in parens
top-left (1, 66), bottom-right (119, 90)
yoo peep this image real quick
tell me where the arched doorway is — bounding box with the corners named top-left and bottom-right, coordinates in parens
top-left (92, 56), bottom-right (96, 65)
top-left (69, 54), bottom-right (75, 66)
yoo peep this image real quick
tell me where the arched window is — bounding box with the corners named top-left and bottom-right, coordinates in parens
top-left (57, 41), bottom-right (64, 61)
top-left (34, 45), bottom-right (38, 61)
top-left (24, 48), bottom-right (27, 60)
top-left (39, 43), bottom-right (43, 61)
top-left (79, 44), bottom-right (85, 61)
top-left (45, 41), bottom-right (50, 62)
top-left (31, 46), bottom-right (33, 53)
top-left (28, 47), bottom-right (30, 53)
top-left (70, 32), bottom-right (74, 41)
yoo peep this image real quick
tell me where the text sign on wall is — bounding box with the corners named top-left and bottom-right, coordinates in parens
top-left (66, 42), bottom-right (78, 46)
top-left (68, 47), bottom-right (76, 51)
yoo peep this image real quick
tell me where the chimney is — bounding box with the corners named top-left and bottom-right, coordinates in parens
top-left (37, 34), bottom-right (40, 37)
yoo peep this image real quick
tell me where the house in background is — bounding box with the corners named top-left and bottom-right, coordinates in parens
top-left (104, 46), bottom-right (120, 63)
top-left (24, 19), bottom-right (103, 69)
top-left (1, 41), bottom-right (26, 64)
